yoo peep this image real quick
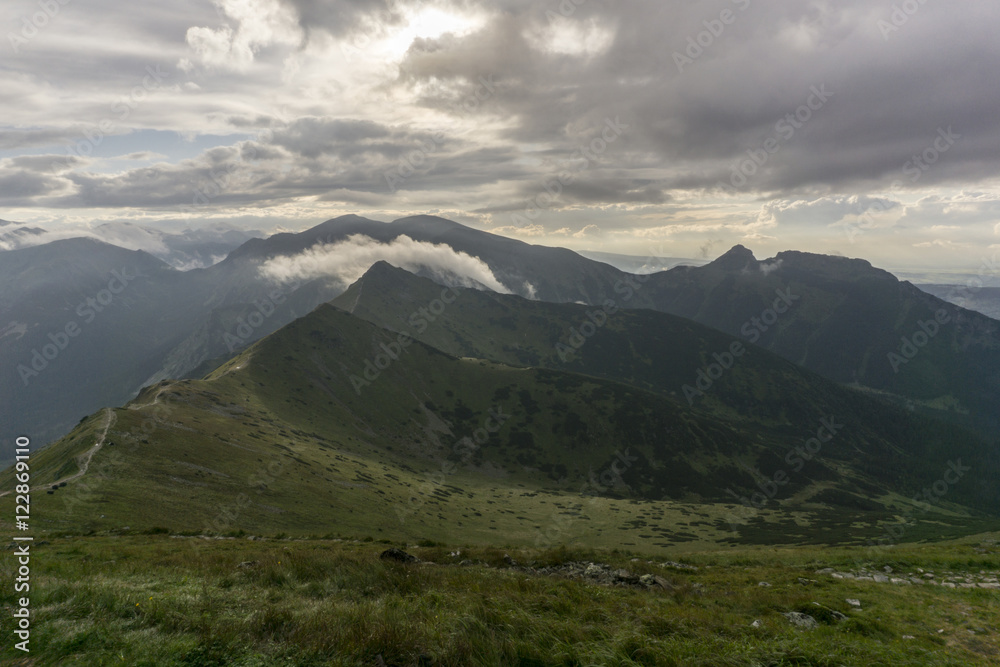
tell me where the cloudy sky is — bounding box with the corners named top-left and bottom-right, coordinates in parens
top-left (2, 0), bottom-right (999, 270)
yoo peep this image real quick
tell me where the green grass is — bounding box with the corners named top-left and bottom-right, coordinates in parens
top-left (6, 304), bottom-right (998, 551)
top-left (1, 534), bottom-right (997, 665)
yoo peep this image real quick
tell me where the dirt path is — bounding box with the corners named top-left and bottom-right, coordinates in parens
top-left (1, 407), bottom-right (116, 496)
top-left (128, 382), bottom-right (174, 410)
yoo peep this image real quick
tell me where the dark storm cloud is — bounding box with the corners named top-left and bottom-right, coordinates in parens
top-left (6, 0), bottom-right (999, 245)
top-left (270, 117), bottom-right (436, 159)
top-left (276, 0), bottom-right (407, 42)
top-left (390, 0), bottom-right (1000, 197)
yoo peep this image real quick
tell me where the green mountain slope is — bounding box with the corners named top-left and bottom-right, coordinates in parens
top-left (7, 297), bottom-right (998, 550)
top-left (634, 246), bottom-right (1000, 436)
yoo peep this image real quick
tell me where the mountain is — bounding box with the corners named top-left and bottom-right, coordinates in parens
top-left (222, 213), bottom-right (628, 303)
top-left (0, 214), bottom-right (631, 460)
top-left (632, 246), bottom-right (1000, 437)
top-left (5, 213), bottom-right (1000, 466)
top-left (0, 239), bottom-right (202, 453)
top-left (0, 220), bottom-right (261, 269)
top-left (8, 270), bottom-right (999, 550)
top-left (575, 250), bottom-right (706, 274)
top-left (0, 219), bottom-right (47, 248)
top-left (919, 284), bottom-right (1000, 320)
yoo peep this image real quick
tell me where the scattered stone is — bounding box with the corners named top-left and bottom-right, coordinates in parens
top-left (661, 561), bottom-right (698, 572)
top-left (884, 566), bottom-right (893, 574)
top-left (809, 602), bottom-right (847, 622)
top-left (902, 635), bottom-right (915, 640)
top-left (783, 612), bottom-right (819, 629)
top-left (613, 569), bottom-right (639, 585)
top-left (584, 563), bottom-right (605, 578)
top-left (503, 554), bottom-right (517, 566)
top-left (890, 577), bottom-right (911, 585)
top-left (846, 599), bottom-right (861, 608)
top-left (750, 619), bottom-right (762, 628)
top-left (758, 581), bottom-right (771, 587)
top-left (459, 559), bottom-right (474, 567)
top-left (815, 567), bottom-right (835, 575)
top-left (639, 573), bottom-right (671, 589)
top-left (379, 548), bottom-right (418, 564)
top-left (873, 574), bottom-right (889, 583)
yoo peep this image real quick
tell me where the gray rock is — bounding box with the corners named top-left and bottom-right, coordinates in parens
top-left (783, 612), bottom-right (819, 629)
top-left (846, 599), bottom-right (861, 608)
top-left (613, 568), bottom-right (638, 584)
top-left (379, 548), bottom-right (418, 563)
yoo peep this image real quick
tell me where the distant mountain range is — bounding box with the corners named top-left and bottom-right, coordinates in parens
top-left (918, 284), bottom-right (1000, 320)
top-left (575, 250), bottom-right (707, 274)
top-left (0, 219), bottom-right (261, 270)
top-left (2, 214), bottom-right (999, 468)
top-left (9, 261), bottom-right (998, 547)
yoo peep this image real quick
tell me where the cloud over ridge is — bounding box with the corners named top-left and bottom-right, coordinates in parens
top-left (258, 234), bottom-right (512, 293)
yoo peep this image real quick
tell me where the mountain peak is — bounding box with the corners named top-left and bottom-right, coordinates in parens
top-left (708, 245), bottom-right (757, 271)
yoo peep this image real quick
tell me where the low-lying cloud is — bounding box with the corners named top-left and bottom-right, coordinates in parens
top-left (258, 234), bottom-right (512, 293)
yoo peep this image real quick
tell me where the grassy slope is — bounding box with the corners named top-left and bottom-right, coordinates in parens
top-left (4, 305), bottom-right (998, 551)
top-left (332, 264), bottom-right (1000, 513)
top-left (0, 534), bottom-right (997, 666)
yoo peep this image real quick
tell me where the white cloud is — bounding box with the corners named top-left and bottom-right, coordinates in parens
top-left (185, 0), bottom-right (299, 71)
top-left (258, 234), bottom-right (512, 293)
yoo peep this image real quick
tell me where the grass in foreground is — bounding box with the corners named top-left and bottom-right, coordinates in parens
top-left (1, 533), bottom-right (998, 666)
